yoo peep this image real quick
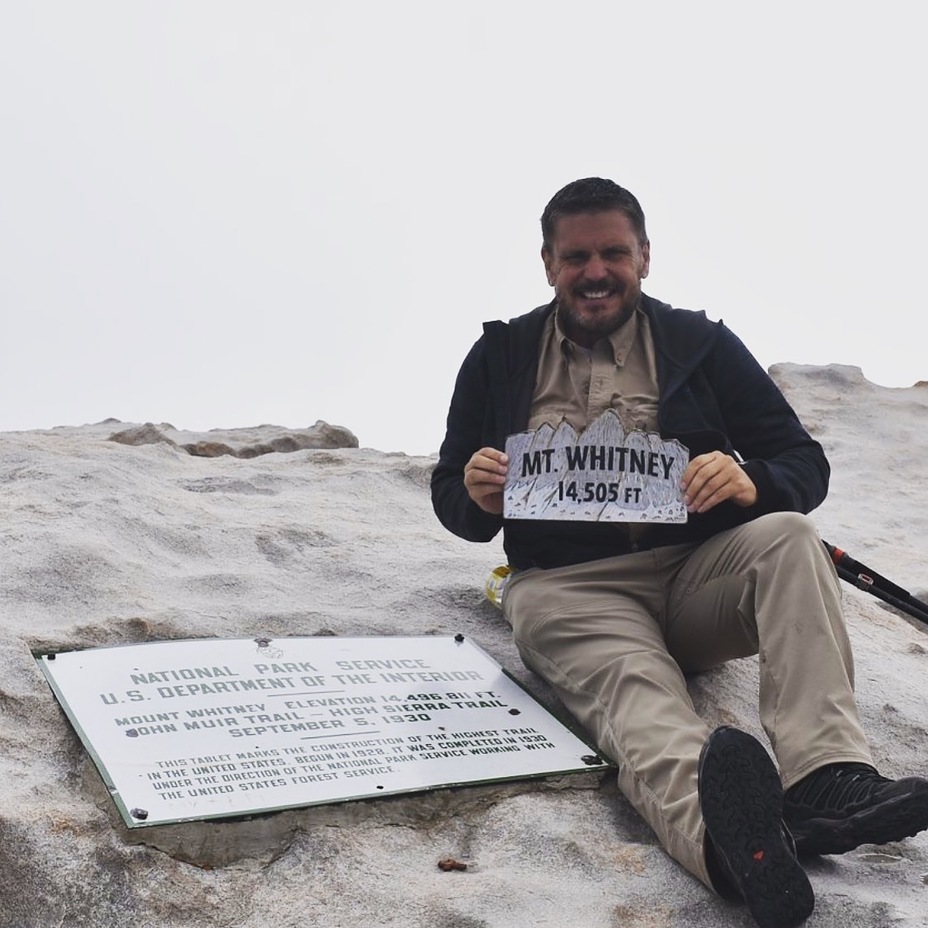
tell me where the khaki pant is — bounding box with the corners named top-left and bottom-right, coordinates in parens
top-left (502, 512), bottom-right (873, 887)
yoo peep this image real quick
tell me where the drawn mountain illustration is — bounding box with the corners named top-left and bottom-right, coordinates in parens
top-left (504, 410), bottom-right (688, 523)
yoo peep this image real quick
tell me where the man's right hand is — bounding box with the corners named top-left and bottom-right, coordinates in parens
top-left (463, 447), bottom-right (509, 515)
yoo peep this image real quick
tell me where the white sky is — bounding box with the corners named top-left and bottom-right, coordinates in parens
top-left (2, 2), bottom-right (925, 455)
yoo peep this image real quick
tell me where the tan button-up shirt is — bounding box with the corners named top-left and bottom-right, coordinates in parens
top-left (528, 305), bottom-right (660, 435)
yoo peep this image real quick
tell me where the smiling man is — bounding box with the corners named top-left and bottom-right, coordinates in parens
top-left (543, 209), bottom-right (650, 348)
top-left (431, 178), bottom-right (928, 928)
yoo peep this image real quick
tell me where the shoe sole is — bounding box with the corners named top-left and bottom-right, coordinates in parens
top-left (700, 728), bottom-right (814, 928)
top-left (790, 787), bottom-right (928, 856)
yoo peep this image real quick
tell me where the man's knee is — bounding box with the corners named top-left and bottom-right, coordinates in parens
top-left (506, 590), bottom-right (579, 660)
top-left (744, 512), bottom-right (840, 598)
top-left (505, 573), bottom-right (623, 657)
top-left (502, 573), bottom-right (552, 653)
top-left (754, 510), bottom-right (818, 541)
top-left (743, 511), bottom-right (828, 562)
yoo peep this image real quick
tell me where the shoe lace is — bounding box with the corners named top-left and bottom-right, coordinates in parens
top-left (790, 763), bottom-right (890, 813)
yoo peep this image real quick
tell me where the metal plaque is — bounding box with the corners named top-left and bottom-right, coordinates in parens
top-left (38, 635), bottom-right (608, 827)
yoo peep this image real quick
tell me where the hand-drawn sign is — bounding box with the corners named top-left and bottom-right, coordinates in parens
top-left (38, 636), bottom-right (608, 827)
top-left (504, 410), bottom-right (689, 522)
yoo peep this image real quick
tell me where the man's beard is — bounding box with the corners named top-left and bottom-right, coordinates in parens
top-left (555, 286), bottom-right (640, 343)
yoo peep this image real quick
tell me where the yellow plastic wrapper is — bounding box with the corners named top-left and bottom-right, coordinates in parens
top-left (484, 565), bottom-right (514, 609)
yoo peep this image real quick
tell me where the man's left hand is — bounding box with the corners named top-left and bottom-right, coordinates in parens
top-left (681, 451), bottom-right (758, 513)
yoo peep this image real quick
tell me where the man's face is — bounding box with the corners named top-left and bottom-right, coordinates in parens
top-left (542, 210), bottom-right (650, 348)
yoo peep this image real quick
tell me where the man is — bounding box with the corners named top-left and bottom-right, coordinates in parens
top-left (431, 177), bottom-right (928, 928)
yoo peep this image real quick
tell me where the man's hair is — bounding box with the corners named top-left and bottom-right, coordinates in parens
top-left (541, 178), bottom-right (648, 249)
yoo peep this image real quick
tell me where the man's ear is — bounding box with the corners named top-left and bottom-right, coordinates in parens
top-left (541, 246), bottom-right (556, 287)
top-left (639, 240), bottom-right (651, 280)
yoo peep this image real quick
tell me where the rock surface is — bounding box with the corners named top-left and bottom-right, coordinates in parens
top-left (107, 419), bottom-right (359, 457)
top-left (1, 378), bottom-right (927, 928)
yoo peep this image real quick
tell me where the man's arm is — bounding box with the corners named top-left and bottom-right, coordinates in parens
top-left (702, 324), bottom-right (830, 515)
top-left (431, 337), bottom-right (507, 542)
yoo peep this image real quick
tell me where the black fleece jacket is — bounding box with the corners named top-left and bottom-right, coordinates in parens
top-left (431, 295), bottom-right (829, 570)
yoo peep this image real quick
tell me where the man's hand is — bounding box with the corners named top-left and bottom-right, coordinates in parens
top-left (464, 447), bottom-right (509, 515)
top-left (681, 451), bottom-right (757, 513)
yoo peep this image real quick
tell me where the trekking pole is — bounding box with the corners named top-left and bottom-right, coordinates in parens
top-left (823, 541), bottom-right (928, 627)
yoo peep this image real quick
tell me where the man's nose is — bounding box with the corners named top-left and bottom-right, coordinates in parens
top-left (583, 254), bottom-right (608, 279)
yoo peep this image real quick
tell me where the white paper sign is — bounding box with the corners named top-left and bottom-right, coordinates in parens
top-left (504, 410), bottom-right (689, 522)
top-left (38, 636), bottom-right (607, 827)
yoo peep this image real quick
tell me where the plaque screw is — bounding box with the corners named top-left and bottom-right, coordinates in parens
top-left (130, 808), bottom-right (149, 820)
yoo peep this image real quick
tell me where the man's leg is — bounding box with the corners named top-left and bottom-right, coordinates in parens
top-left (663, 510), bottom-right (873, 783)
top-left (503, 546), bottom-right (715, 884)
top-left (665, 511), bottom-right (928, 855)
top-left (502, 528), bottom-right (818, 925)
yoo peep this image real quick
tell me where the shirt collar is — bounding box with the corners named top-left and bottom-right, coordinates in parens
top-left (553, 302), bottom-right (642, 367)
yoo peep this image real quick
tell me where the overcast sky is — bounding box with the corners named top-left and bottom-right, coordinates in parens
top-left (2, 3), bottom-right (925, 455)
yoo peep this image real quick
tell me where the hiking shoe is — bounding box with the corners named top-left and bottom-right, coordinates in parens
top-left (699, 727), bottom-right (814, 928)
top-left (784, 762), bottom-right (928, 856)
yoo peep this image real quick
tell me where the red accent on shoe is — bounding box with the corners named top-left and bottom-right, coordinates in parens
top-left (753, 850), bottom-right (765, 861)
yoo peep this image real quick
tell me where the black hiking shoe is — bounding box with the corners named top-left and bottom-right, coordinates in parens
top-left (783, 762), bottom-right (928, 856)
top-left (699, 727), bottom-right (814, 928)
